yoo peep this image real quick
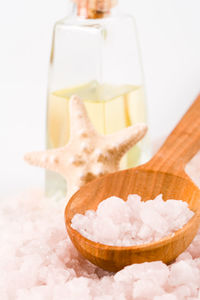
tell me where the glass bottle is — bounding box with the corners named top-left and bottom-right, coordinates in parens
top-left (46, 0), bottom-right (150, 198)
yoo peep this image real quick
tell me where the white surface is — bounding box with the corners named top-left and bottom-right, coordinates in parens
top-left (0, 0), bottom-right (200, 195)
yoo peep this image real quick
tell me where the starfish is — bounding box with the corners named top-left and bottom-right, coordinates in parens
top-left (24, 95), bottom-right (147, 200)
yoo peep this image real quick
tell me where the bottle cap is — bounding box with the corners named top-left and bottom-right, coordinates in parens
top-left (72, 0), bottom-right (118, 18)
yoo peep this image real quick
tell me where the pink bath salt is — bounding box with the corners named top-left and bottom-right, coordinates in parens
top-left (137, 224), bottom-right (154, 240)
top-left (133, 261), bottom-right (169, 286)
top-left (94, 297), bottom-right (113, 300)
top-left (97, 196), bottom-right (131, 223)
top-left (169, 260), bottom-right (200, 287)
top-left (140, 205), bottom-right (169, 234)
top-left (194, 258), bottom-right (200, 272)
top-left (55, 285), bottom-right (74, 300)
top-left (174, 285), bottom-right (193, 299)
top-left (94, 276), bottom-right (114, 296)
top-left (62, 277), bottom-right (92, 300)
top-left (85, 209), bottom-right (96, 219)
top-left (176, 252), bottom-right (193, 262)
top-left (154, 294), bottom-right (178, 300)
top-left (1, 184), bottom-right (200, 299)
top-left (71, 194), bottom-right (194, 246)
top-left (187, 234), bottom-right (200, 258)
top-left (92, 217), bottom-right (120, 244)
top-left (115, 261), bottom-right (169, 287)
top-left (114, 295), bottom-right (127, 300)
top-left (132, 279), bottom-right (165, 298)
top-left (16, 286), bottom-right (52, 300)
top-left (0, 291), bottom-right (9, 300)
top-left (127, 194), bottom-right (143, 219)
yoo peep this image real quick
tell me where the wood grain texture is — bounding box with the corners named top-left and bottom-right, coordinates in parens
top-left (65, 94), bottom-right (200, 272)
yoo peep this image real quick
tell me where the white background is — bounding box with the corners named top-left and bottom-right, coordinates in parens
top-left (0, 0), bottom-right (200, 196)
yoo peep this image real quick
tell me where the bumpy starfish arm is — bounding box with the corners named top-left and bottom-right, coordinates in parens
top-left (107, 123), bottom-right (148, 160)
top-left (24, 149), bottom-right (61, 173)
top-left (69, 95), bottom-right (96, 138)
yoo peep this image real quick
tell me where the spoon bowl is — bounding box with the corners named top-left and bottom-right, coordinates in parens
top-left (65, 95), bottom-right (200, 271)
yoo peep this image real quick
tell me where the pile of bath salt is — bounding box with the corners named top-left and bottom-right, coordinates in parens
top-left (1, 190), bottom-right (200, 300)
top-left (0, 150), bottom-right (200, 299)
top-left (71, 194), bottom-right (194, 246)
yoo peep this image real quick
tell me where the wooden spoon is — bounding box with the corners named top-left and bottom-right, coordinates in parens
top-left (65, 94), bottom-right (200, 272)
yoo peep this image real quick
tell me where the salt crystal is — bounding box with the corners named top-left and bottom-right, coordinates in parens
top-left (115, 261), bottom-right (169, 287)
top-left (169, 261), bottom-right (200, 287)
top-left (188, 233), bottom-right (200, 258)
top-left (92, 217), bottom-right (120, 244)
top-left (174, 285), bottom-right (192, 299)
top-left (140, 205), bottom-right (169, 234)
top-left (133, 279), bottom-right (164, 298)
top-left (127, 194), bottom-right (143, 219)
top-left (94, 296), bottom-right (113, 300)
top-left (154, 294), bottom-right (178, 300)
top-left (137, 224), bottom-right (153, 240)
top-left (85, 210), bottom-right (96, 219)
top-left (176, 252), bottom-right (193, 262)
top-left (96, 196), bottom-right (131, 223)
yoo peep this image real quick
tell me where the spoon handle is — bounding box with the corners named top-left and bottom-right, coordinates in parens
top-left (148, 94), bottom-right (200, 175)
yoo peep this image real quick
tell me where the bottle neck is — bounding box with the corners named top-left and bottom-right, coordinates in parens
top-left (72, 0), bottom-right (117, 19)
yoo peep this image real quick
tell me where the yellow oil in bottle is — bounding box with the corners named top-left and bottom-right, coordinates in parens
top-left (46, 81), bottom-right (149, 197)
